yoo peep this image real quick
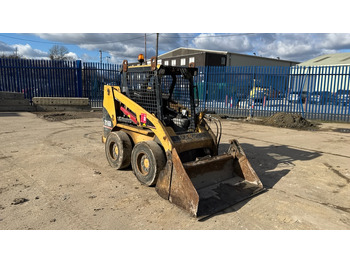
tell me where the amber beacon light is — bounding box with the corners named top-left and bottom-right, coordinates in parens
top-left (138, 54), bottom-right (145, 65)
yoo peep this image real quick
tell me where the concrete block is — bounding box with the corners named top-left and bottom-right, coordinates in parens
top-left (0, 105), bottom-right (34, 112)
top-left (33, 97), bottom-right (89, 106)
top-left (0, 92), bottom-right (25, 100)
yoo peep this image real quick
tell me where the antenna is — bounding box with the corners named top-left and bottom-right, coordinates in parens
top-left (144, 34), bottom-right (147, 64)
top-left (155, 33), bottom-right (159, 64)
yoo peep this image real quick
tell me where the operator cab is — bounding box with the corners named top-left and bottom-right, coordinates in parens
top-left (120, 56), bottom-right (198, 134)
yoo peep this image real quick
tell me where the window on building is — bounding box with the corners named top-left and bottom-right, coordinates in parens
top-left (171, 59), bottom-right (176, 66)
top-left (221, 57), bottom-right (226, 65)
top-left (157, 59), bottom-right (162, 65)
top-left (189, 57), bottom-right (195, 64)
top-left (164, 60), bottom-right (169, 66)
top-left (180, 58), bottom-right (186, 66)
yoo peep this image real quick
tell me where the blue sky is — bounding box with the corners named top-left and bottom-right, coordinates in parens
top-left (1, 33), bottom-right (350, 64)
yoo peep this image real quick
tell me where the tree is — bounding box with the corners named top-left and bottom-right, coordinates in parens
top-left (1, 53), bottom-right (22, 59)
top-left (49, 45), bottom-right (69, 60)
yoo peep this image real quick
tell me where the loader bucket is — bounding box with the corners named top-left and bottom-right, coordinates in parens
top-left (156, 139), bottom-right (264, 218)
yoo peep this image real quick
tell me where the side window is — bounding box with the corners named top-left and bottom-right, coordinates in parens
top-left (221, 57), bottom-right (226, 65)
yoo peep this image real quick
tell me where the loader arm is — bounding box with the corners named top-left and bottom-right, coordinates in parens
top-left (103, 85), bottom-right (174, 152)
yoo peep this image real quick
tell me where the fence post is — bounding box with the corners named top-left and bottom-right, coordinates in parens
top-left (76, 60), bottom-right (83, 97)
top-left (204, 66), bottom-right (209, 109)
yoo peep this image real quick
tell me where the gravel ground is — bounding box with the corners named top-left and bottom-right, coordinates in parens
top-left (0, 111), bottom-right (350, 230)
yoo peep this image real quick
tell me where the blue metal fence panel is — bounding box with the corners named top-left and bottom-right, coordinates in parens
top-left (1, 58), bottom-right (349, 122)
top-left (194, 65), bottom-right (349, 122)
top-left (0, 58), bottom-right (78, 101)
top-left (0, 58), bottom-right (121, 108)
top-left (82, 62), bottom-right (121, 108)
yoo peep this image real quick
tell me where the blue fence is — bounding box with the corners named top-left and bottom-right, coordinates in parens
top-left (194, 65), bottom-right (350, 121)
top-left (0, 58), bottom-right (121, 108)
top-left (81, 62), bottom-right (121, 107)
top-left (0, 59), bottom-right (80, 98)
top-left (0, 58), bottom-right (349, 122)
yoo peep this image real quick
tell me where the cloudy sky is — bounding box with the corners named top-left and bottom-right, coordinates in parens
top-left (1, 33), bottom-right (350, 64)
top-left (1, 1), bottom-right (349, 65)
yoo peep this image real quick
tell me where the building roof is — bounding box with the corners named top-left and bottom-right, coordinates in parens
top-left (158, 47), bottom-right (298, 64)
top-left (159, 47), bottom-right (228, 57)
top-left (227, 51), bottom-right (299, 64)
top-left (299, 52), bottom-right (350, 66)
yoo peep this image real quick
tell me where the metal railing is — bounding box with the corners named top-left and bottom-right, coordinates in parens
top-left (0, 58), bottom-right (121, 108)
top-left (1, 58), bottom-right (349, 122)
top-left (193, 65), bottom-right (350, 121)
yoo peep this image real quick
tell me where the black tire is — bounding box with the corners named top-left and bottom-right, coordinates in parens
top-left (105, 131), bottom-right (132, 169)
top-left (131, 141), bottom-right (166, 186)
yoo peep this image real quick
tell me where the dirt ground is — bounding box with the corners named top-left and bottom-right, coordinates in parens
top-left (1, 111), bottom-right (350, 230)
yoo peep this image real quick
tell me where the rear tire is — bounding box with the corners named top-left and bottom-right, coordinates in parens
top-left (105, 131), bottom-right (132, 169)
top-left (131, 141), bottom-right (166, 186)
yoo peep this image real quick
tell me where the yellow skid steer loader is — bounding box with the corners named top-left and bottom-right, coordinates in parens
top-left (102, 56), bottom-right (264, 218)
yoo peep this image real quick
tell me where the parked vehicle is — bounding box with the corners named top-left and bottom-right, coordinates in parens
top-left (309, 92), bottom-right (321, 104)
top-left (103, 56), bottom-right (264, 218)
top-left (250, 87), bottom-right (268, 103)
top-left (336, 90), bottom-right (350, 106)
top-left (288, 91), bottom-right (307, 103)
top-left (319, 91), bottom-right (333, 104)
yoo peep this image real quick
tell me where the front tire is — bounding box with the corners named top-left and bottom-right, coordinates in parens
top-left (131, 141), bottom-right (166, 186)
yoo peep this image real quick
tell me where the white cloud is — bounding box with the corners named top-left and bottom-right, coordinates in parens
top-left (34, 33), bottom-right (184, 63)
top-left (4, 33), bottom-right (350, 63)
top-left (65, 52), bottom-right (78, 60)
top-left (317, 33), bottom-right (350, 50)
top-left (192, 33), bottom-right (350, 62)
top-left (192, 33), bottom-right (253, 53)
top-left (14, 44), bottom-right (48, 59)
top-left (0, 41), bottom-right (49, 59)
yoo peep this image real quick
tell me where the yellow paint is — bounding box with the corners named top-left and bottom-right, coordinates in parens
top-left (103, 85), bottom-right (118, 127)
top-left (103, 85), bottom-right (174, 152)
top-left (114, 145), bottom-right (119, 155)
top-left (143, 158), bottom-right (149, 169)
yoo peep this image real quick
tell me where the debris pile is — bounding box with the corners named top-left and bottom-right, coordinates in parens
top-left (262, 112), bottom-right (316, 130)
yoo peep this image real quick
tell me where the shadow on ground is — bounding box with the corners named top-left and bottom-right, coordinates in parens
top-left (0, 112), bottom-right (20, 117)
top-left (199, 142), bottom-right (322, 221)
top-left (220, 142), bottom-right (321, 189)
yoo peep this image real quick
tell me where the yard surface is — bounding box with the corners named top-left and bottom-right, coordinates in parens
top-left (0, 111), bottom-right (350, 230)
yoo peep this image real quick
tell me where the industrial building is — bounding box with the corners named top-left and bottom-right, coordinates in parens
top-left (298, 52), bottom-right (350, 66)
top-left (155, 47), bottom-right (299, 67)
top-left (292, 52), bottom-right (350, 94)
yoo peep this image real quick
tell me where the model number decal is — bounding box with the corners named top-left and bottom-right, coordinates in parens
top-left (104, 120), bottom-right (112, 127)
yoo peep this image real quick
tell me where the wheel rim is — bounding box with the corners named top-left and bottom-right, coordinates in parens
top-left (110, 142), bottom-right (119, 160)
top-left (137, 153), bottom-right (150, 176)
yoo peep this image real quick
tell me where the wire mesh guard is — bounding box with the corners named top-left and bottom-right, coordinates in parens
top-left (126, 70), bottom-right (158, 114)
top-left (122, 68), bottom-right (195, 132)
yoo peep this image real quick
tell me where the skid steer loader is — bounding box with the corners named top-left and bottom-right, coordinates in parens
top-left (102, 56), bottom-right (264, 218)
